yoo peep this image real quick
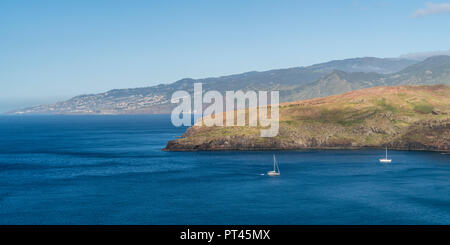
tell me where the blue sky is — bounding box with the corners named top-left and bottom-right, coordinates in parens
top-left (1, 0), bottom-right (450, 112)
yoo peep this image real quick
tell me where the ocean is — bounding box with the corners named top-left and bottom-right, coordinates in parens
top-left (0, 115), bottom-right (449, 224)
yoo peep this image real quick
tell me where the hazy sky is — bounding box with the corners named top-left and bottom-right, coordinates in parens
top-left (1, 0), bottom-right (450, 112)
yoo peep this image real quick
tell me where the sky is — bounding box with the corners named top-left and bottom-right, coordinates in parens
top-left (1, 0), bottom-right (450, 112)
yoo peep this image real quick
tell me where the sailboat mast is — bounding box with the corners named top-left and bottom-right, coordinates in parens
top-left (386, 147), bottom-right (388, 159)
top-left (273, 154), bottom-right (276, 171)
top-left (273, 154), bottom-right (280, 173)
top-left (276, 159), bottom-right (280, 173)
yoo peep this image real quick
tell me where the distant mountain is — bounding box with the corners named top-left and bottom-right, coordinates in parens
top-left (283, 71), bottom-right (384, 102)
top-left (282, 55), bottom-right (450, 102)
top-left (10, 56), bottom-right (450, 115)
top-left (307, 57), bottom-right (417, 74)
top-left (386, 55), bottom-right (450, 85)
top-left (400, 50), bottom-right (450, 60)
top-left (164, 85), bottom-right (450, 152)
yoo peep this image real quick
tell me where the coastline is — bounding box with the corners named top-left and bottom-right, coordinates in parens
top-left (162, 145), bottom-right (450, 153)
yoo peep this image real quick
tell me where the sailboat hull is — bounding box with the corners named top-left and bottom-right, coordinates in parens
top-left (267, 154), bottom-right (280, 176)
top-left (380, 147), bottom-right (392, 163)
top-left (267, 171), bottom-right (280, 176)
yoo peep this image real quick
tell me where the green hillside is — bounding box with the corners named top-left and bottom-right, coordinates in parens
top-left (165, 85), bottom-right (450, 152)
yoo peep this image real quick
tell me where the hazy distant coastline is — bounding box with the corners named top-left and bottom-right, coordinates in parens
top-left (8, 55), bottom-right (450, 115)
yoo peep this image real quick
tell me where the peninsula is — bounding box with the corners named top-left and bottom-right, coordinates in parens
top-left (164, 85), bottom-right (450, 152)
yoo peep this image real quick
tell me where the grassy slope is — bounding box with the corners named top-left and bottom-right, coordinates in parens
top-left (165, 85), bottom-right (450, 151)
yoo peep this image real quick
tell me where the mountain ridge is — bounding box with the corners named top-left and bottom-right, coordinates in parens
top-left (9, 56), bottom-right (450, 115)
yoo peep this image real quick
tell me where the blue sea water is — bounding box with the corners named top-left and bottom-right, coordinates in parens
top-left (0, 115), bottom-right (449, 225)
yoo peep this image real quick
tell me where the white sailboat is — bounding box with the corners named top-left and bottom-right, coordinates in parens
top-left (379, 147), bottom-right (392, 163)
top-left (267, 154), bottom-right (280, 176)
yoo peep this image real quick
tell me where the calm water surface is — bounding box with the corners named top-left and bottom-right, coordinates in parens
top-left (0, 115), bottom-right (449, 224)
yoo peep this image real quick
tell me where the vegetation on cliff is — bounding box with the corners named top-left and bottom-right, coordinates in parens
top-left (164, 85), bottom-right (450, 152)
